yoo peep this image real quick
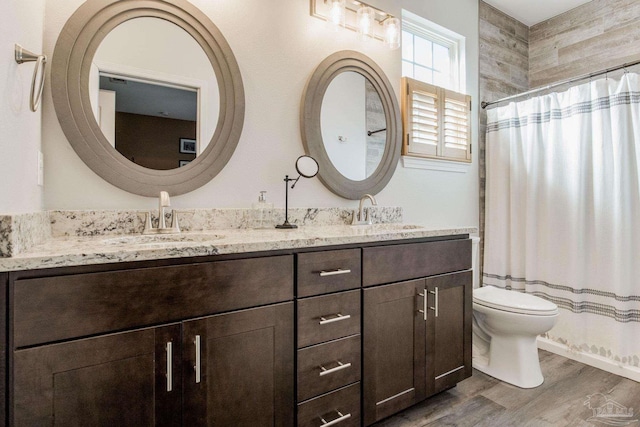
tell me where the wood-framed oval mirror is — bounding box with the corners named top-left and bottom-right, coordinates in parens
top-left (300, 51), bottom-right (401, 200)
top-left (51, 0), bottom-right (244, 196)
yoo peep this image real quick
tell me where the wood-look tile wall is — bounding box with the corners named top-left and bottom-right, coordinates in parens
top-left (478, 2), bottom-right (529, 272)
top-left (529, 0), bottom-right (640, 87)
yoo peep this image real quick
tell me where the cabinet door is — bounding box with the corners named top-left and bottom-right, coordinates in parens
top-left (182, 302), bottom-right (294, 427)
top-left (13, 324), bottom-right (181, 427)
top-left (0, 273), bottom-right (6, 424)
top-left (425, 270), bottom-right (472, 396)
top-left (363, 279), bottom-right (426, 426)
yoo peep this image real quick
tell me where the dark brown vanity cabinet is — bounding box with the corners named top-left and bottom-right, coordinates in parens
top-left (182, 303), bottom-right (294, 427)
top-left (5, 235), bottom-right (473, 427)
top-left (362, 240), bottom-right (472, 426)
top-left (13, 324), bottom-right (183, 426)
top-left (426, 271), bottom-right (473, 395)
top-left (9, 255), bottom-right (295, 427)
top-left (0, 272), bottom-right (7, 425)
top-left (362, 279), bottom-right (426, 425)
top-left (296, 249), bottom-right (362, 427)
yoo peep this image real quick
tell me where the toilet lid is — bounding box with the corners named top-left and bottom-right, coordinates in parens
top-left (473, 286), bottom-right (558, 315)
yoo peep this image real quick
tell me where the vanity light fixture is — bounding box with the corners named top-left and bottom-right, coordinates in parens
top-left (383, 16), bottom-right (400, 50)
top-left (310, 0), bottom-right (400, 49)
top-left (328, 0), bottom-right (346, 31)
top-left (356, 5), bottom-right (375, 41)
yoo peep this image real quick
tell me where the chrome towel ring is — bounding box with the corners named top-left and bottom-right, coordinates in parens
top-left (15, 44), bottom-right (47, 112)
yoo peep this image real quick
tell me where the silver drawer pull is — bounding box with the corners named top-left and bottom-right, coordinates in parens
top-left (319, 361), bottom-right (352, 377)
top-left (194, 335), bottom-right (201, 384)
top-left (429, 287), bottom-right (439, 317)
top-left (319, 411), bottom-right (351, 427)
top-left (319, 268), bottom-right (351, 277)
top-left (319, 313), bottom-right (351, 325)
top-left (166, 342), bottom-right (173, 392)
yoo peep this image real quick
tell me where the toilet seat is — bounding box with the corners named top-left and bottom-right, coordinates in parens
top-left (474, 286), bottom-right (558, 316)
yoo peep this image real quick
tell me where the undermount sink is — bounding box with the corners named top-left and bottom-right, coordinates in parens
top-left (101, 233), bottom-right (224, 246)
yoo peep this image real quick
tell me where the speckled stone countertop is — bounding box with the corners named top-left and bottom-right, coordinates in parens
top-left (0, 224), bottom-right (476, 272)
top-left (0, 207), bottom-right (476, 271)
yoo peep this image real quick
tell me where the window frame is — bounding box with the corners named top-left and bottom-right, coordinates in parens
top-left (401, 10), bottom-right (465, 93)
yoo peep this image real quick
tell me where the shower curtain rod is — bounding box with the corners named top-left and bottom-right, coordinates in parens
top-left (481, 58), bottom-right (640, 109)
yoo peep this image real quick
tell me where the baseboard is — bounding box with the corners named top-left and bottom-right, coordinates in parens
top-left (537, 337), bottom-right (640, 383)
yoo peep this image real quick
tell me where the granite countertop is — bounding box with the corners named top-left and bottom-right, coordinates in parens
top-left (0, 224), bottom-right (477, 272)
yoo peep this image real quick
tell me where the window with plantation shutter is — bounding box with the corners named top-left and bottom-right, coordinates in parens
top-left (402, 77), bottom-right (471, 163)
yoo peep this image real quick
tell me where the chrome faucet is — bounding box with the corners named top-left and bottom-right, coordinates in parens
top-left (143, 191), bottom-right (180, 234)
top-left (352, 194), bottom-right (378, 225)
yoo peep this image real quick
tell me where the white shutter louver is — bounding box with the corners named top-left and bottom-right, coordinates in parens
top-left (402, 77), bottom-right (471, 163)
top-left (442, 91), bottom-right (471, 160)
top-left (408, 88), bottom-right (438, 156)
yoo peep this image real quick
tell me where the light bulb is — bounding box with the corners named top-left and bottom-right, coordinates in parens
top-left (357, 5), bottom-right (375, 41)
top-left (328, 0), bottom-right (346, 31)
top-left (383, 17), bottom-right (400, 49)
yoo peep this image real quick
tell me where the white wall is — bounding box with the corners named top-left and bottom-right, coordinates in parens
top-left (0, 0), bottom-right (45, 213)
top-left (38, 0), bottom-right (479, 228)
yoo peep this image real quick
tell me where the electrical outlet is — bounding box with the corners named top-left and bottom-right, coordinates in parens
top-left (37, 150), bottom-right (44, 186)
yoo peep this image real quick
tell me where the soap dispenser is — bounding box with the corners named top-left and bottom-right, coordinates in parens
top-left (252, 191), bottom-right (273, 229)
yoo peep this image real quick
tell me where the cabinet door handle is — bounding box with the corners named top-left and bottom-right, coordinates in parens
top-left (194, 335), bottom-right (201, 384)
top-left (319, 361), bottom-right (352, 377)
top-left (418, 291), bottom-right (427, 321)
top-left (319, 411), bottom-right (352, 427)
top-left (429, 287), bottom-right (439, 317)
top-left (319, 313), bottom-right (351, 325)
top-left (319, 268), bottom-right (351, 277)
top-left (165, 341), bottom-right (173, 392)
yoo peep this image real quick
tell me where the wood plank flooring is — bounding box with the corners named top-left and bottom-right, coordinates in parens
top-left (372, 350), bottom-right (640, 427)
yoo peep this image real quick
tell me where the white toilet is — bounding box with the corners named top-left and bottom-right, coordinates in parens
top-left (470, 238), bottom-right (558, 389)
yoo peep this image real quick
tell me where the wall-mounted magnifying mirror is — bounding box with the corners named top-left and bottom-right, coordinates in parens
top-left (89, 17), bottom-right (219, 170)
top-left (276, 155), bottom-right (319, 229)
top-left (301, 51), bottom-right (401, 200)
top-left (51, 0), bottom-right (244, 196)
top-left (295, 155), bottom-right (320, 178)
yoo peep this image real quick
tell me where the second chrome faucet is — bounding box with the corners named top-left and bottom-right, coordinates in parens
top-left (143, 191), bottom-right (180, 234)
top-left (352, 194), bottom-right (377, 225)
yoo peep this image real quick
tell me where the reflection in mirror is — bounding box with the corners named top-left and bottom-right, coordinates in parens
top-left (321, 72), bottom-right (385, 181)
top-left (90, 17), bottom-right (219, 170)
top-left (96, 76), bottom-right (197, 169)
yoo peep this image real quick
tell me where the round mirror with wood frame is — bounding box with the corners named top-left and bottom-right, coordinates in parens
top-left (51, 0), bottom-right (244, 196)
top-left (300, 51), bottom-right (401, 200)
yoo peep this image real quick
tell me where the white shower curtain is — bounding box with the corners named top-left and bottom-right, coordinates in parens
top-left (483, 73), bottom-right (640, 371)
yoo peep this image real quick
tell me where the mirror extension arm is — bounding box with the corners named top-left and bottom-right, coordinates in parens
top-left (276, 155), bottom-right (319, 229)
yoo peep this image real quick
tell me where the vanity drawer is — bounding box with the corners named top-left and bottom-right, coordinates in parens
top-left (297, 249), bottom-right (361, 297)
top-left (298, 290), bottom-right (360, 348)
top-left (363, 239), bottom-right (471, 287)
top-left (13, 255), bottom-right (293, 348)
top-left (298, 334), bottom-right (361, 402)
top-left (297, 383), bottom-right (361, 427)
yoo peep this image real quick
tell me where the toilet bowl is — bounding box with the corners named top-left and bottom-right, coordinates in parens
top-left (472, 285), bottom-right (558, 388)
